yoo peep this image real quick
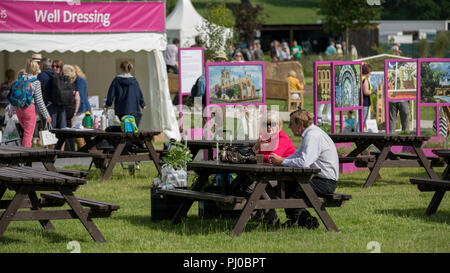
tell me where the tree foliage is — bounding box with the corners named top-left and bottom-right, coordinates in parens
top-left (382, 0), bottom-right (449, 20)
top-left (195, 1), bottom-right (235, 60)
top-left (231, 0), bottom-right (268, 46)
top-left (318, 0), bottom-right (382, 36)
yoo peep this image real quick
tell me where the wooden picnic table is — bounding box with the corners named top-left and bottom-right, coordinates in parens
top-left (432, 149), bottom-right (450, 180)
top-left (0, 166), bottom-right (119, 242)
top-left (0, 146), bottom-right (63, 172)
top-left (409, 149), bottom-right (450, 215)
top-left (186, 139), bottom-right (257, 160)
top-left (51, 128), bottom-right (163, 180)
top-left (158, 161), bottom-right (351, 236)
top-left (329, 133), bottom-right (440, 188)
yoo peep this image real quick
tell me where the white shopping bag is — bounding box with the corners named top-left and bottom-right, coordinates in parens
top-left (39, 123), bottom-right (58, 146)
top-left (366, 119), bottom-right (379, 133)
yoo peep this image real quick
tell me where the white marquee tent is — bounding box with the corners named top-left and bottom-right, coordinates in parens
top-left (166, 0), bottom-right (232, 47)
top-left (0, 0), bottom-right (181, 141)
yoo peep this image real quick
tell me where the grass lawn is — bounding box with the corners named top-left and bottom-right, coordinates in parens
top-left (0, 161), bottom-right (448, 253)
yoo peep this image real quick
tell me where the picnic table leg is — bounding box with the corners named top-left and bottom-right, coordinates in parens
top-left (347, 141), bottom-right (372, 157)
top-left (0, 186), bottom-right (28, 237)
top-left (296, 176), bottom-right (339, 232)
top-left (412, 145), bottom-right (439, 179)
top-left (171, 173), bottom-right (209, 224)
top-left (42, 161), bottom-right (58, 172)
top-left (101, 142), bottom-right (126, 181)
top-left (27, 191), bottom-right (55, 230)
top-left (143, 139), bottom-right (162, 175)
top-left (59, 188), bottom-right (106, 243)
top-left (425, 191), bottom-right (446, 215)
top-left (230, 179), bottom-right (268, 237)
top-left (363, 145), bottom-right (391, 188)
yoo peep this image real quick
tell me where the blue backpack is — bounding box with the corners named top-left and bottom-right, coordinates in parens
top-left (8, 75), bottom-right (36, 108)
top-left (121, 115), bottom-right (138, 133)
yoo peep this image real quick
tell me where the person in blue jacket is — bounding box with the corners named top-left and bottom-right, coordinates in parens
top-left (104, 60), bottom-right (146, 126)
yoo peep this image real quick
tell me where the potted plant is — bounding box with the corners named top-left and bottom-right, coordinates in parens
top-left (159, 142), bottom-right (193, 189)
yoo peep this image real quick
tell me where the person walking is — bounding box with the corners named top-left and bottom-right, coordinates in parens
top-left (62, 64), bottom-right (80, 151)
top-left (165, 38), bottom-right (180, 74)
top-left (362, 63), bottom-right (373, 130)
top-left (104, 60), bottom-right (146, 127)
top-left (13, 59), bottom-right (51, 147)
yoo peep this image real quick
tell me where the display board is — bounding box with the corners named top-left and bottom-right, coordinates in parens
top-left (417, 58), bottom-right (450, 136)
top-left (331, 61), bottom-right (363, 133)
top-left (179, 47), bottom-right (204, 95)
top-left (206, 62), bottom-right (266, 106)
top-left (313, 61), bottom-right (332, 125)
top-left (384, 59), bottom-right (418, 134)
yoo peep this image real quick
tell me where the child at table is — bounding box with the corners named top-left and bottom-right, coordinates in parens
top-left (344, 111), bottom-right (356, 133)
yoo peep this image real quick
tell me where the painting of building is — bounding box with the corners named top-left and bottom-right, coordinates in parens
top-left (387, 61), bottom-right (417, 100)
top-left (334, 64), bottom-right (361, 108)
top-left (420, 61), bottom-right (450, 103)
top-left (316, 63), bottom-right (331, 102)
top-left (207, 63), bottom-right (264, 105)
top-left (369, 71), bottom-right (385, 123)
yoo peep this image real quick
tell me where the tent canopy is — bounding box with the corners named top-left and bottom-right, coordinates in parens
top-left (0, 0), bottom-right (180, 141)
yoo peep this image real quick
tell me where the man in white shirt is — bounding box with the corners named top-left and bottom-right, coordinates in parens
top-left (270, 109), bottom-right (339, 229)
top-left (165, 38), bottom-right (179, 74)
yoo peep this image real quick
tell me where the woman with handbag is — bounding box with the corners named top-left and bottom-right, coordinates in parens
top-left (14, 59), bottom-right (51, 147)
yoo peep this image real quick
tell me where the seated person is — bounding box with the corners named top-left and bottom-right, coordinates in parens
top-left (246, 113), bottom-right (296, 225)
top-left (270, 109), bottom-right (339, 229)
top-left (253, 113), bottom-right (296, 162)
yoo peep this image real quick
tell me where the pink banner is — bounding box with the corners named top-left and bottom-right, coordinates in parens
top-left (0, 1), bottom-right (165, 32)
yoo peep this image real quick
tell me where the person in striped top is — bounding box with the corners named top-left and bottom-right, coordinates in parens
top-left (14, 59), bottom-right (51, 147)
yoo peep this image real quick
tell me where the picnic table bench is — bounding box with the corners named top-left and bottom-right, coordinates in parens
top-left (330, 133), bottom-right (439, 187)
top-left (158, 161), bottom-right (352, 236)
top-left (409, 149), bottom-right (450, 215)
top-left (0, 166), bottom-right (119, 242)
top-left (51, 128), bottom-right (164, 180)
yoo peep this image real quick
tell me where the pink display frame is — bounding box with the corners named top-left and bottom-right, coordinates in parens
top-left (204, 62), bottom-right (266, 140)
top-left (384, 59), bottom-right (418, 134)
top-left (177, 47), bottom-right (205, 134)
top-left (313, 61), bottom-right (332, 125)
top-left (205, 62), bottom-right (266, 107)
top-left (331, 61), bottom-right (363, 133)
top-left (417, 58), bottom-right (450, 136)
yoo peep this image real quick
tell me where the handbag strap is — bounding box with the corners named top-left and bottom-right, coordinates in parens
top-left (44, 122), bottom-right (53, 130)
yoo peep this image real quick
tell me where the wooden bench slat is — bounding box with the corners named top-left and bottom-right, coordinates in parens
top-left (410, 178), bottom-right (450, 188)
top-left (157, 188), bottom-right (246, 204)
top-left (40, 193), bottom-right (120, 211)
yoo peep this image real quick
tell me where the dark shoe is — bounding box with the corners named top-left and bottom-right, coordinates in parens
top-left (250, 210), bottom-right (264, 223)
top-left (303, 216), bottom-right (320, 230)
top-left (297, 210), bottom-right (312, 227)
top-left (282, 219), bottom-right (298, 228)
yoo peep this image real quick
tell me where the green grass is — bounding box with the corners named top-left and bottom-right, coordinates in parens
top-left (0, 161), bottom-right (448, 253)
top-left (191, 0), bottom-right (323, 25)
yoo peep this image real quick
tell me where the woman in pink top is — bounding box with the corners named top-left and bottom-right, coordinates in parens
top-left (253, 113), bottom-right (296, 163)
top-left (247, 113), bottom-right (296, 226)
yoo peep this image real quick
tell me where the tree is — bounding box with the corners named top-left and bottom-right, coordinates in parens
top-left (231, 0), bottom-right (268, 47)
top-left (382, 0), bottom-right (449, 20)
top-left (318, 0), bottom-right (382, 54)
top-left (195, 1), bottom-right (235, 60)
top-left (433, 31), bottom-right (450, 58)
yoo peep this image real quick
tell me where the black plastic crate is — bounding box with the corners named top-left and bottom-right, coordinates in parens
top-left (150, 186), bottom-right (186, 222)
top-left (198, 186), bottom-right (241, 219)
